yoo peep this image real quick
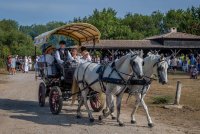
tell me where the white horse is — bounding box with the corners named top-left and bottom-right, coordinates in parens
top-left (128, 52), bottom-right (168, 127)
top-left (71, 51), bottom-right (144, 123)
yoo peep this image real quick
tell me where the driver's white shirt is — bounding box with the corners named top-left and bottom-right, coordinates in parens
top-left (55, 50), bottom-right (73, 64)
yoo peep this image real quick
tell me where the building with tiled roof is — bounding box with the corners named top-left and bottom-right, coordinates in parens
top-left (86, 28), bottom-right (200, 59)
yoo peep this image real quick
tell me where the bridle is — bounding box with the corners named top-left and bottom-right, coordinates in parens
top-left (129, 53), bottom-right (143, 78)
top-left (153, 59), bottom-right (167, 82)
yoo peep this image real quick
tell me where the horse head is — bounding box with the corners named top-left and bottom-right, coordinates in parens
top-left (156, 54), bottom-right (168, 85)
top-left (129, 50), bottom-right (144, 79)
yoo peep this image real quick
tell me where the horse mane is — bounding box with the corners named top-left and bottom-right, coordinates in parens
top-left (114, 54), bottom-right (129, 68)
top-left (144, 53), bottom-right (160, 66)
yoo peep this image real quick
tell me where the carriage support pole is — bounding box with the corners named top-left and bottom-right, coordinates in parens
top-left (174, 81), bottom-right (182, 105)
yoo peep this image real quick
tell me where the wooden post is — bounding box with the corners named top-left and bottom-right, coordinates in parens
top-left (174, 81), bottom-right (182, 105)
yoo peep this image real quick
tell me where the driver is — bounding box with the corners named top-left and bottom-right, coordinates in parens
top-left (55, 40), bottom-right (73, 76)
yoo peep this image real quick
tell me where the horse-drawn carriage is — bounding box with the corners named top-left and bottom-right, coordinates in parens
top-left (34, 23), bottom-right (169, 127)
top-left (34, 23), bottom-right (104, 114)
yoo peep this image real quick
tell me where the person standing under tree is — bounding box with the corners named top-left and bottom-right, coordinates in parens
top-left (7, 55), bottom-right (12, 74)
top-left (10, 55), bottom-right (16, 75)
top-left (24, 56), bottom-right (29, 73)
top-left (171, 55), bottom-right (178, 73)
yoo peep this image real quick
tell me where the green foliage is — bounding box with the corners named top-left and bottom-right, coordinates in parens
top-left (152, 96), bottom-right (172, 104)
top-left (0, 19), bottom-right (36, 67)
top-left (0, 58), bottom-right (5, 68)
top-left (93, 50), bottom-right (102, 57)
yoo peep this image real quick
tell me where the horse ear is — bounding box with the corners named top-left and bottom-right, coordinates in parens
top-left (147, 51), bottom-right (152, 56)
top-left (138, 50), bottom-right (144, 58)
top-left (160, 54), bottom-right (164, 60)
top-left (129, 49), bottom-right (134, 54)
top-left (155, 50), bottom-right (158, 55)
top-left (150, 50), bottom-right (154, 54)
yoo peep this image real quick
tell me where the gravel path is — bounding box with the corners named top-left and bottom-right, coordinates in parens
top-left (0, 72), bottom-right (189, 134)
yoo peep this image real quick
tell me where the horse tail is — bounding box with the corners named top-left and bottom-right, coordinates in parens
top-left (71, 76), bottom-right (79, 105)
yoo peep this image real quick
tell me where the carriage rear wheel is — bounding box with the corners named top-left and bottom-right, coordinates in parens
top-left (90, 92), bottom-right (105, 112)
top-left (38, 82), bottom-right (46, 107)
top-left (49, 86), bottom-right (63, 115)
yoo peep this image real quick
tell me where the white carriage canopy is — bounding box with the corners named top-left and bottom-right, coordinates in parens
top-left (34, 23), bottom-right (101, 47)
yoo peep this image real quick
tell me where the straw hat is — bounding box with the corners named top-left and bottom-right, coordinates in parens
top-left (45, 45), bottom-right (56, 54)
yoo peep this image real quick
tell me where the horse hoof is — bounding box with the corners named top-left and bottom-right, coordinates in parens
top-left (76, 115), bottom-right (81, 119)
top-left (112, 116), bottom-right (116, 120)
top-left (148, 123), bottom-right (154, 128)
top-left (131, 120), bottom-right (136, 124)
top-left (90, 118), bottom-right (94, 122)
top-left (99, 116), bottom-right (103, 121)
top-left (102, 109), bottom-right (107, 116)
top-left (119, 123), bottom-right (125, 127)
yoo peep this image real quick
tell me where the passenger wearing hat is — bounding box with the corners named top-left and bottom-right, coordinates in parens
top-left (55, 40), bottom-right (73, 64)
top-left (55, 40), bottom-right (73, 75)
top-left (79, 50), bottom-right (92, 63)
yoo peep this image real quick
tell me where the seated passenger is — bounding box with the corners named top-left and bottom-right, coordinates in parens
top-left (54, 40), bottom-right (73, 76)
top-left (79, 50), bottom-right (92, 63)
top-left (37, 45), bottom-right (56, 76)
top-left (71, 47), bottom-right (81, 63)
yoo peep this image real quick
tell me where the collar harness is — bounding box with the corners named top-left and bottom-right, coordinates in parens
top-left (75, 54), bottom-right (148, 95)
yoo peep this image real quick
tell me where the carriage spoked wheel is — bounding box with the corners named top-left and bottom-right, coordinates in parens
top-left (89, 92), bottom-right (105, 112)
top-left (49, 86), bottom-right (63, 115)
top-left (38, 82), bottom-right (46, 107)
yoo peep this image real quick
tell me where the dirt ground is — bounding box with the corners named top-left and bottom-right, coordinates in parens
top-left (0, 71), bottom-right (199, 134)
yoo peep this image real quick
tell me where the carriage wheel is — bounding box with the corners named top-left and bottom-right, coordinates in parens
top-left (49, 86), bottom-right (63, 115)
top-left (90, 92), bottom-right (105, 112)
top-left (38, 82), bottom-right (46, 107)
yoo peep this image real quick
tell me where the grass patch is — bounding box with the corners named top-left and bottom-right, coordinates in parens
top-left (152, 95), bottom-right (172, 104)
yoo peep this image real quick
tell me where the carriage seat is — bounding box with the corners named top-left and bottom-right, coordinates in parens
top-left (37, 54), bottom-right (58, 78)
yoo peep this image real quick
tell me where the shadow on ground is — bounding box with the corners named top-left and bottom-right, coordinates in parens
top-left (0, 98), bottom-right (102, 127)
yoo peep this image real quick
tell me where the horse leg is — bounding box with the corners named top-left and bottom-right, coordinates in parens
top-left (110, 111), bottom-right (116, 120)
top-left (99, 92), bottom-right (114, 121)
top-left (131, 85), bottom-right (150, 124)
top-left (116, 93), bottom-right (124, 126)
top-left (82, 89), bottom-right (94, 122)
top-left (103, 106), bottom-right (116, 120)
top-left (130, 93), bottom-right (141, 124)
top-left (76, 96), bottom-right (84, 118)
top-left (102, 100), bottom-right (116, 120)
top-left (141, 98), bottom-right (154, 127)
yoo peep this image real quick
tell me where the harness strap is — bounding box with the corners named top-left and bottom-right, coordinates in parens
top-left (108, 61), bottom-right (127, 84)
top-left (81, 62), bottom-right (93, 87)
top-left (70, 78), bottom-right (99, 96)
top-left (98, 65), bottom-right (107, 92)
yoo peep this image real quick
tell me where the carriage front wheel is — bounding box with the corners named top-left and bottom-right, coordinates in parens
top-left (90, 92), bottom-right (105, 112)
top-left (38, 82), bottom-right (46, 107)
top-left (49, 86), bottom-right (63, 115)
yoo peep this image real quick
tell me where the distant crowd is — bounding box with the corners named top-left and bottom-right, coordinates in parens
top-left (6, 55), bottom-right (33, 75)
top-left (167, 53), bottom-right (200, 71)
top-left (167, 53), bottom-right (200, 78)
top-left (6, 49), bottom-right (200, 78)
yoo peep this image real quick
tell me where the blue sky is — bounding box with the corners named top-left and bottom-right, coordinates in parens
top-left (0, 0), bottom-right (199, 26)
